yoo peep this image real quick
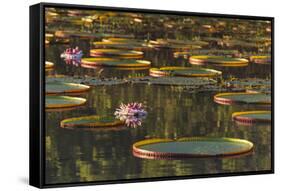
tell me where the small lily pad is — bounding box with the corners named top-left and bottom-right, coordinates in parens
top-left (149, 67), bottom-right (222, 77)
top-left (226, 78), bottom-right (271, 88)
top-left (149, 39), bottom-right (208, 49)
top-left (232, 111), bottom-right (271, 125)
top-left (249, 55), bottom-right (271, 64)
top-left (46, 96), bottom-right (86, 109)
top-left (94, 38), bottom-right (148, 50)
top-left (222, 39), bottom-right (259, 48)
top-left (174, 49), bottom-right (239, 58)
top-left (133, 137), bottom-right (253, 159)
top-left (214, 92), bottom-right (271, 105)
top-left (46, 76), bottom-right (128, 86)
top-left (45, 61), bottom-right (54, 70)
top-left (46, 82), bottom-right (90, 95)
top-left (81, 58), bottom-right (151, 67)
top-left (246, 87), bottom-right (271, 94)
top-left (90, 49), bottom-right (143, 58)
top-left (148, 40), bottom-right (202, 49)
top-left (129, 76), bottom-right (217, 86)
top-left (60, 115), bottom-right (125, 130)
top-left (189, 55), bottom-right (249, 66)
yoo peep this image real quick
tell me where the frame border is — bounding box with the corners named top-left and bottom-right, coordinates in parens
top-left (29, 2), bottom-right (274, 188)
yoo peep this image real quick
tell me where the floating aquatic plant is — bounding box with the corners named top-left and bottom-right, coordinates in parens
top-left (61, 47), bottom-right (83, 60)
top-left (114, 102), bottom-right (147, 128)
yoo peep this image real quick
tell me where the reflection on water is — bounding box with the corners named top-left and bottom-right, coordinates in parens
top-left (45, 8), bottom-right (272, 185)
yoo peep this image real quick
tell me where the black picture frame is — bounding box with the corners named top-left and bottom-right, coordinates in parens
top-left (30, 2), bottom-right (274, 188)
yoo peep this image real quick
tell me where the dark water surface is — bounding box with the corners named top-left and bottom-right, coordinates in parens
top-left (45, 11), bottom-right (272, 184)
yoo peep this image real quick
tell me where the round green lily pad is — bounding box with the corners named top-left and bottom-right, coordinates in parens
top-left (149, 67), bottom-right (222, 77)
top-left (81, 57), bottom-right (117, 65)
top-left (246, 87), bottom-right (271, 94)
top-left (129, 76), bottom-right (217, 87)
top-left (46, 76), bottom-right (128, 86)
top-left (46, 96), bottom-right (86, 109)
top-left (189, 55), bottom-right (249, 66)
top-left (102, 37), bottom-right (141, 43)
top-left (133, 137), bottom-right (253, 159)
top-left (222, 39), bottom-right (259, 48)
top-left (214, 92), bottom-right (271, 105)
top-left (149, 39), bottom-right (208, 48)
top-left (60, 115), bottom-right (125, 130)
top-left (90, 49), bottom-right (143, 58)
top-left (46, 82), bottom-right (90, 95)
top-left (81, 58), bottom-right (151, 67)
top-left (95, 43), bottom-right (148, 50)
top-left (94, 38), bottom-right (148, 50)
top-left (148, 40), bottom-right (202, 49)
top-left (45, 61), bottom-right (54, 70)
top-left (226, 78), bottom-right (271, 88)
top-left (174, 49), bottom-right (239, 58)
top-left (232, 111), bottom-right (271, 125)
top-left (249, 55), bottom-right (271, 64)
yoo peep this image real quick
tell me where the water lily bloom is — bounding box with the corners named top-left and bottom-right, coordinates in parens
top-left (114, 102), bottom-right (147, 128)
top-left (61, 47), bottom-right (83, 60)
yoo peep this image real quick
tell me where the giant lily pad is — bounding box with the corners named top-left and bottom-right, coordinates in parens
top-left (174, 49), bottom-right (239, 58)
top-left (46, 96), bottom-right (86, 109)
top-left (222, 39), bottom-right (260, 48)
top-left (149, 67), bottom-right (221, 77)
top-left (133, 137), bottom-right (253, 159)
top-left (94, 38), bottom-right (148, 49)
top-left (45, 61), bottom-right (54, 70)
top-left (46, 82), bottom-right (90, 95)
top-left (149, 39), bottom-right (208, 48)
top-left (60, 115), bottom-right (125, 130)
top-left (246, 87), bottom-right (271, 94)
top-left (232, 111), bottom-right (271, 125)
top-left (54, 30), bottom-right (134, 39)
top-left (90, 49), bottom-right (143, 58)
top-left (46, 75), bottom-right (128, 86)
top-left (94, 42), bottom-right (148, 50)
top-left (249, 55), bottom-right (271, 65)
top-left (226, 78), bottom-right (271, 88)
top-left (102, 38), bottom-right (142, 43)
top-left (148, 40), bottom-right (202, 49)
top-left (214, 92), bottom-right (271, 105)
top-left (129, 76), bottom-right (217, 86)
top-left (81, 58), bottom-right (151, 67)
top-left (189, 55), bottom-right (249, 66)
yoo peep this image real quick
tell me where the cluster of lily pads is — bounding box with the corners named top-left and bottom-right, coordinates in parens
top-left (44, 8), bottom-right (272, 160)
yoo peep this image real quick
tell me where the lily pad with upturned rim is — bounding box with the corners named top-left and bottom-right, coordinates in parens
top-left (60, 115), bottom-right (125, 130)
top-left (45, 61), bottom-right (54, 70)
top-left (189, 55), bottom-right (249, 67)
top-left (94, 38), bottom-right (148, 50)
top-left (46, 96), bottom-right (87, 109)
top-left (214, 92), bottom-right (271, 105)
top-left (90, 49), bottom-right (143, 58)
top-left (46, 76), bottom-right (128, 86)
top-left (102, 37), bottom-right (142, 43)
top-left (174, 49), bottom-right (240, 58)
top-left (232, 111), bottom-right (271, 125)
top-left (249, 55), bottom-right (271, 65)
top-left (148, 40), bottom-right (202, 50)
top-left (149, 67), bottom-right (222, 77)
top-left (81, 57), bottom-right (151, 67)
top-left (129, 76), bottom-right (217, 86)
top-left (46, 82), bottom-right (90, 95)
top-left (132, 137), bottom-right (254, 159)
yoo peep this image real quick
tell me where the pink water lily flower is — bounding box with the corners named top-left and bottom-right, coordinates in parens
top-left (114, 102), bottom-right (147, 128)
top-left (61, 46), bottom-right (83, 60)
